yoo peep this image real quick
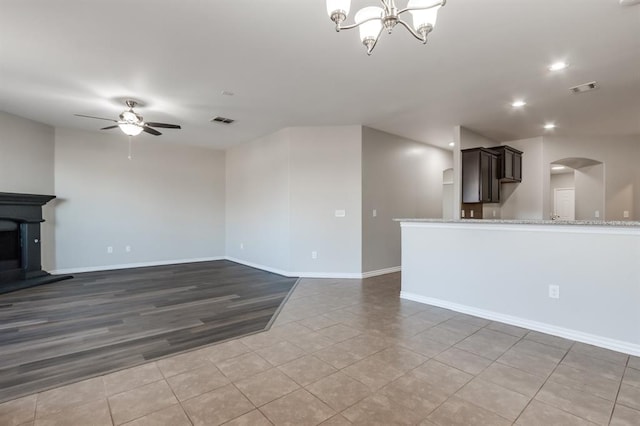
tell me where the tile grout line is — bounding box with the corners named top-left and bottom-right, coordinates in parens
top-left (608, 356), bottom-right (630, 425)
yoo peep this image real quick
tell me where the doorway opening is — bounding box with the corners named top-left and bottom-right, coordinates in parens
top-left (549, 158), bottom-right (604, 220)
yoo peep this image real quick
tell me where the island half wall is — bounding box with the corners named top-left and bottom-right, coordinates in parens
top-left (399, 219), bottom-right (640, 356)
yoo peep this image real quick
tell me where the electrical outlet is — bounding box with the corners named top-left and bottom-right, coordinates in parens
top-left (492, 210), bottom-right (496, 218)
top-left (373, 209), bottom-right (377, 217)
top-left (335, 210), bottom-right (346, 217)
top-left (549, 285), bottom-right (560, 299)
top-left (311, 251), bottom-right (317, 259)
top-left (240, 243), bottom-right (244, 250)
top-left (107, 246), bottom-right (113, 254)
top-left (470, 210), bottom-right (474, 218)
top-left (461, 210), bottom-right (465, 218)
top-left (594, 210), bottom-right (600, 218)
top-left (125, 245), bottom-right (131, 253)
top-left (624, 210), bottom-right (630, 218)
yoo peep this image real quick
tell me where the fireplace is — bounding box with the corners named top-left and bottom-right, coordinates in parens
top-left (0, 220), bottom-right (20, 273)
top-left (0, 192), bottom-right (72, 294)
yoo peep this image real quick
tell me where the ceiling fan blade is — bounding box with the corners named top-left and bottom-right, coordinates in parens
top-left (100, 125), bottom-right (119, 130)
top-left (74, 114), bottom-right (118, 122)
top-left (145, 122), bottom-right (181, 129)
top-left (143, 126), bottom-right (162, 136)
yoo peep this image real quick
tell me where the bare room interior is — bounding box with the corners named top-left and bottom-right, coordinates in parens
top-left (1, 1), bottom-right (639, 425)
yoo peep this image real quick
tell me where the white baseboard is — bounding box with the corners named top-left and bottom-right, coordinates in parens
top-left (293, 271), bottom-right (363, 279)
top-left (361, 266), bottom-right (401, 279)
top-left (224, 257), bottom-right (399, 279)
top-left (51, 257), bottom-right (224, 275)
top-left (51, 256), bottom-right (400, 281)
top-left (400, 291), bottom-right (640, 357)
top-left (224, 257), bottom-right (294, 277)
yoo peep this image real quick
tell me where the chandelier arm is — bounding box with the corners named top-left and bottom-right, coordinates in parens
top-left (397, 0), bottom-right (445, 16)
top-left (366, 26), bottom-right (385, 55)
top-left (338, 16), bottom-right (383, 31)
top-left (396, 19), bottom-right (427, 42)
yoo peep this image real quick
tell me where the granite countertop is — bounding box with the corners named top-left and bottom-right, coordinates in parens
top-left (395, 218), bottom-right (640, 227)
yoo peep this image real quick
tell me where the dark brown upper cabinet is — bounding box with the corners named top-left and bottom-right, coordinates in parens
top-left (462, 148), bottom-right (500, 203)
top-left (490, 145), bottom-right (523, 182)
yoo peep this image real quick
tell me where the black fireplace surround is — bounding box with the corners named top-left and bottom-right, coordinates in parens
top-left (0, 192), bottom-right (72, 294)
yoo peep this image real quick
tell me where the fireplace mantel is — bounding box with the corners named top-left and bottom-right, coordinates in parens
top-left (0, 192), bottom-right (56, 223)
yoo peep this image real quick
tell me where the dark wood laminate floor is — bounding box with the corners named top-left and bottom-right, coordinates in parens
top-left (0, 260), bottom-right (297, 403)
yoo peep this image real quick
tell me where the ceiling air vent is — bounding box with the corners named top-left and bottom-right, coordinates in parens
top-left (570, 81), bottom-right (598, 94)
top-left (210, 116), bottom-right (235, 124)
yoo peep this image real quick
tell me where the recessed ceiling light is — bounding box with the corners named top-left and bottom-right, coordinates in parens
top-left (511, 100), bottom-right (527, 108)
top-left (448, 142), bottom-right (455, 147)
top-left (548, 61), bottom-right (568, 71)
top-left (551, 166), bottom-right (566, 170)
top-left (544, 123), bottom-right (556, 130)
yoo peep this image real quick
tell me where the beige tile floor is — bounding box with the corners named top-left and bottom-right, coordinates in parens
top-left (1, 273), bottom-right (639, 425)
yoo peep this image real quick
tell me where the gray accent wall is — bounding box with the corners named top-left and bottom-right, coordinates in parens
top-left (53, 128), bottom-right (226, 271)
top-left (362, 127), bottom-right (452, 273)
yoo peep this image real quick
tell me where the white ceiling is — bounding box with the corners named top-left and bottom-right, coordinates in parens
top-left (1, 0), bottom-right (639, 150)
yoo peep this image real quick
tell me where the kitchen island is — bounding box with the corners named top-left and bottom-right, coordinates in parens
top-left (398, 219), bottom-right (640, 355)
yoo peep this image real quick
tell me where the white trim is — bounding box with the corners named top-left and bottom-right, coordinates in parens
top-left (51, 257), bottom-right (224, 275)
top-left (52, 256), bottom-right (401, 280)
top-left (293, 271), bottom-right (362, 279)
top-left (224, 256), bottom-right (294, 277)
top-left (400, 291), bottom-right (640, 357)
top-left (225, 257), bottom-right (399, 279)
top-left (361, 266), bottom-right (401, 278)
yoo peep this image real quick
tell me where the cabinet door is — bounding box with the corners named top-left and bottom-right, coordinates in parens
top-left (503, 149), bottom-right (514, 180)
top-left (513, 153), bottom-right (522, 181)
top-left (462, 150), bottom-right (481, 203)
top-left (490, 154), bottom-right (500, 202)
top-left (480, 151), bottom-right (492, 202)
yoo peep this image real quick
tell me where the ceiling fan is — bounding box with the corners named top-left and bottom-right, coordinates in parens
top-left (75, 100), bottom-right (181, 136)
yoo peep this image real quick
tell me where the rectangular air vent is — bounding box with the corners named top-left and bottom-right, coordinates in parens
top-left (570, 81), bottom-right (598, 94)
top-left (210, 116), bottom-right (235, 124)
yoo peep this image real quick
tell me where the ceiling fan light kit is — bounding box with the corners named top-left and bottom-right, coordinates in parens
top-left (74, 99), bottom-right (181, 137)
top-left (327, 0), bottom-right (446, 55)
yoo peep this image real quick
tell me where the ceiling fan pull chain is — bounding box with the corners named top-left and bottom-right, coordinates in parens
top-left (128, 135), bottom-right (133, 160)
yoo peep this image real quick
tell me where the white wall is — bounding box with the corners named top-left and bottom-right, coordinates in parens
top-left (362, 127), bottom-right (452, 273)
top-left (0, 111), bottom-right (56, 269)
top-left (289, 126), bottom-right (362, 275)
top-left (54, 128), bottom-right (225, 271)
top-left (225, 129), bottom-right (291, 272)
top-left (401, 222), bottom-right (640, 355)
top-left (225, 126), bottom-right (363, 276)
top-left (574, 164), bottom-right (605, 220)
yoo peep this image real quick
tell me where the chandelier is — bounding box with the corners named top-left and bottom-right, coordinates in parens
top-left (326, 0), bottom-right (446, 55)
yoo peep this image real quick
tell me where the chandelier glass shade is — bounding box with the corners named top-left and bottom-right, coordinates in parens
top-left (326, 0), bottom-right (446, 55)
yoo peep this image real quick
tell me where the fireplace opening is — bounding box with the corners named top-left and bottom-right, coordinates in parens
top-left (0, 220), bottom-right (20, 271)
